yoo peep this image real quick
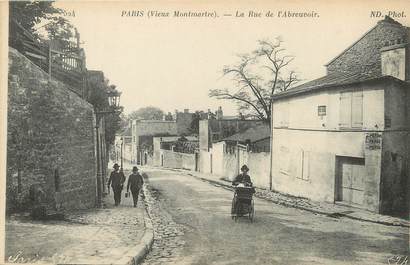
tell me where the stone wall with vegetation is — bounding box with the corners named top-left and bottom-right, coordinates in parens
top-left (7, 48), bottom-right (97, 213)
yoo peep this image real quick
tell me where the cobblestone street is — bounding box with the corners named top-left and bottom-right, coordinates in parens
top-left (142, 176), bottom-right (187, 265)
top-left (140, 167), bottom-right (409, 265)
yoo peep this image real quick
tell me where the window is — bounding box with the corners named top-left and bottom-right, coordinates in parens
top-left (339, 90), bottom-right (363, 128)
top-left (318, 105), bottom-right (326, 116)
top-left (279, 146), bottom-right (290, 175)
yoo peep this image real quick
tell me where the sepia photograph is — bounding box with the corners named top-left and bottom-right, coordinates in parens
top-left (1, 0), bottom-right (409, 264)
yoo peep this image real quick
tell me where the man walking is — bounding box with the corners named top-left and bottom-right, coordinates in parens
top-left (127, 166), bottom-right (144, 207)
top-left (108, 163), bottom-right (125, 206)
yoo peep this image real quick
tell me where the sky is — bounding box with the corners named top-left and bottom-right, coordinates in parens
top-left (55, 0), bottom-right (410, 116)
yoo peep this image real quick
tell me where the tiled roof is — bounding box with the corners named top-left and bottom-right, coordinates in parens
top-left (271, 72), bottom-right (409, 100)
top-left (222, 124), bottom-right (270, 143)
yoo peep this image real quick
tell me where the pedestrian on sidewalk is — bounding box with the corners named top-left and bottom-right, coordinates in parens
top-left (127, 166), bottom-right (144, 207)
top-left (108, 163), bottom-right (125, 206)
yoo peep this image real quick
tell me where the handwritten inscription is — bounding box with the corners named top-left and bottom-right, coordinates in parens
top-left (388, 255), bottom-right (408, 265)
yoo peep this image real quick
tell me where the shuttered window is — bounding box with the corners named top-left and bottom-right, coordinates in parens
top-left (339, 89), bottom-right (363, 129)
top-left (351, 90), bottom-right (363, 128)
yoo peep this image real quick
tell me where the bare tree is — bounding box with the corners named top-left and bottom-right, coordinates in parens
top-left (209, 38), bottom-right (300, 124)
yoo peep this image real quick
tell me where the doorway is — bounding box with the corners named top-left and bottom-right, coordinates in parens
top-left (335, 156), bottom-right (365, 206)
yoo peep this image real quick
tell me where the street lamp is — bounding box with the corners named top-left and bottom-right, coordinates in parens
top-left (95, 88), bottom-right (122, 208)
top-left (120, 136), bottom-right (124, 170)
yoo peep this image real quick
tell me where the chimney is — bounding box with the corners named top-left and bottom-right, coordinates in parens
top-left (380, 38), bottom-right (407, 81)
top-left (217, 106), bottom-right (223, 120)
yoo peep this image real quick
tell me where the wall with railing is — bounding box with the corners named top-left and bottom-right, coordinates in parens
top-left (9, 19), bottom-right (86, 97)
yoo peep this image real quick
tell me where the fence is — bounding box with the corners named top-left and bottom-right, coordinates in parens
top-left (9, 19), bottom-right (86, 97)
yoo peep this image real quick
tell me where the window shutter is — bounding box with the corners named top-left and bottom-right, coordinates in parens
top-left (339, 91), bottom-right (352, 128)
top-left (351, 90), bottom-right (363, 128)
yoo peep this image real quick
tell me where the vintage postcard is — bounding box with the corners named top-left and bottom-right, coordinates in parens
top-left (1, 0), bottom-right (409, 264)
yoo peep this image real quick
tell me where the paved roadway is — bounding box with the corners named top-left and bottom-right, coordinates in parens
top-left (142, 167), bottom-right (409, 265)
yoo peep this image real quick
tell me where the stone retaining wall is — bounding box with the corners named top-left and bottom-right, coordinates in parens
top-left (7, 48), bottom-right (97, 213)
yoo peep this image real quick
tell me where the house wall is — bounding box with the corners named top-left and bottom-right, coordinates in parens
top-left (380, 83), bottom-right (410, 217)
top-left (153, 137), bottom-right (162, 166)
top-left (326, 18), bottom-right (409, 80)
top-left (199, 150), bottom-right (212, 174)
top-left (160, 150), bottom-right (196, 171)
top-left (211, 142), bottom-right (225, 177)
top-left (273, 84), bottom-right (385, 131)
top-left (271, 82), bottom-right (388, 211)
top-left (153, 136), bottom-right (198, 167)
top-left (7, 48), bottom-right (97, 213)
top-left (248, 152), bottom-right (271, 188)
top-left (199, 119), bottom-right (263, 172)
top-left (208, 142), bottom-right (270, 189)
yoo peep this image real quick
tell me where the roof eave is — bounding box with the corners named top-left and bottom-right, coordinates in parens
top-left (272, 76), bottom-right (409, 101)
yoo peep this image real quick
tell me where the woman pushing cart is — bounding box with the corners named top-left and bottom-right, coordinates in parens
top-left (231, 165), bottom-right (256, 222)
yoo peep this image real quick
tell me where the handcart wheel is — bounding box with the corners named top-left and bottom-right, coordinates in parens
top-left (231, 198), bottom-right (235, 220)
top-left (234, 204), bottom-right (240, 222)
top-left (249, 200), bottom-right (254, 223)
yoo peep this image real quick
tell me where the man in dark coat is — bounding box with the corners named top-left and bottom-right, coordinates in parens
top-left (108, 163), bottom-right (125, 206)
top-left (127, 166), bottom-right (144, 207)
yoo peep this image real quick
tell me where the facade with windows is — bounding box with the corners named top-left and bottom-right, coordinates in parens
top-left (270, 16), bottom-right (410, 217)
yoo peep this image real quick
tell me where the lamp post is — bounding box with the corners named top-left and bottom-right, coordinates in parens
top-left (120, 136), bottom-right (124, 170)
top-left (95, 88), bottom-right (122, 208)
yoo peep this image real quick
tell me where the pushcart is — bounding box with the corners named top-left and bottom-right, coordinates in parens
top-left (231, 186), bottom-right (255, 222)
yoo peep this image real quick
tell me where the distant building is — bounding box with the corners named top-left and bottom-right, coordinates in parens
top-left (176, 109), bottom-right (194, 135)
top-left (198, 119), bottom-right (264, 173)
top-left (153, 135), bottom-right (199, 169)
top-left (131, 120), bottom-right (178, 164)
top-left (211, 124), bottom-right (271, 188)
top-left (223, 124), bottom-right (271, 153)
top-left (270, 16), bottom-right (410, 217)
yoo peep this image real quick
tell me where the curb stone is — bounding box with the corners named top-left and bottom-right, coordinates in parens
top-left (141, 165), bottom-right (409, 227)
top-left (118, 186), bottom-right (154, 265)
top-left (179, 171), bottom-right (410, 228)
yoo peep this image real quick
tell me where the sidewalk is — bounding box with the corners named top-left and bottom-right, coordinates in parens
top-left (153, 166), bottom-right (410, 228)
top-left (5, 177), bottom-right (153, 264)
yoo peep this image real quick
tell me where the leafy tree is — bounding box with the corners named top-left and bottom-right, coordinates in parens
top-left (209, 38), bottom-right (300, 124)
top-left (188, 111), bottom-right (201, 135)
top-left (86, 77), bottom-right (122, 151)
top-left (9, 1), bottom-right (59, 34)
top-left (43, 16), bottom-right (78, 50)
top-left (128, 106), bottom-right (164, 121)
top-left (9, 1), bottom-right (77, 50)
